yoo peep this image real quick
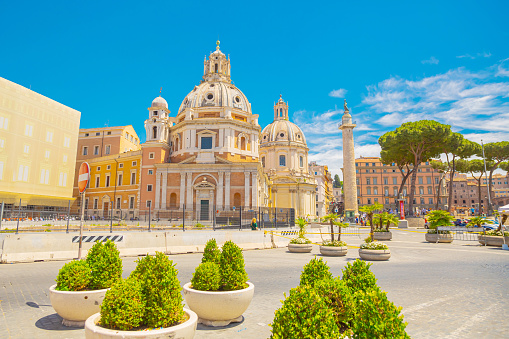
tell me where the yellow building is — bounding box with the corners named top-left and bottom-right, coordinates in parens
top-left (80, 150), bottom-right (142, 220)
top-left (0, 77), bottom-right (80, 208)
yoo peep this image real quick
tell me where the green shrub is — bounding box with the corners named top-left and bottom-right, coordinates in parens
top-left (55, 260), bottom-right (91, 291)
top-left (202, 238), bottom-right (220, 264)
top-left (219, 241), bottom-right (248, 291)
top-left (130, 252), bottom-right (184, 328)
top-left (427, 210), bottom-right (454, 229)
top-left (314, 278), bottom-right (355, 331)
top-left (427, 229), bottom-right (451, 234)
top-left (100, 278), bottom-right (145, 331)
top-left (270, 286), bottom-right (340, 338)
top-left (195, 223), bottom-right (204, 228)
top-left (341, 259), bottom-right (378, 293)
top-left (299, 257), bottom-right (333, 288)
top-left (484, 230), bottom-right (509, 236)
top-left (191, 262), bottom-right (221, 291)
top-left (350, 289), bottom-right (409, 339)
top-left (86, 240), bottom-right (123, 290)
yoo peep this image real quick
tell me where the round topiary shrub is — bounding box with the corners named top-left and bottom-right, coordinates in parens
top-left (220, 241), bottom-right (248, 291)
top-left (191, 262), bottom-right (221, 291)
top-left (100, 278), bottom-right (145, 331)
top-left (86, 240), bottom-right (122, 290)
top-left (314, 277), bottom-right (355, 331)
top-left (299, 257), bottom-right (333, 287)
top-left (350, 288), bottom-right (410, 339)
top-left (129, 252), bottom-right (184, 328)
top-left (341, 259), bottom-right (378, 293)
top-left (270, 285), bottom-right (340, 338)
top-left (55, 259), bottom-right (91, 291)
top-left (202, 238), bottom-right (220, 264)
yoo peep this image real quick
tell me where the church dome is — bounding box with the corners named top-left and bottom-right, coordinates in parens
top-left (261, 119), bottom-right (307, 145)
top-left (152, 96), bottom-right (168, 109)
top-left (177, 81), bottom-right (251, 115)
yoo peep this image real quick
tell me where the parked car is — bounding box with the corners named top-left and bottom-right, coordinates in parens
top-left (454, 219), bottom-right (467, 227)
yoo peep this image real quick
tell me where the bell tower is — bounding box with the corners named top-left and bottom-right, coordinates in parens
top-left (202, 40), bottom-right (231, 83)
top-left (273, 94), bottom-right (289, 121)
top-left (144, 95), bottom-right (170, 145)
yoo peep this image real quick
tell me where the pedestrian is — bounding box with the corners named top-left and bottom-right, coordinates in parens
top-left (250, 218), bottom-right (258, 230)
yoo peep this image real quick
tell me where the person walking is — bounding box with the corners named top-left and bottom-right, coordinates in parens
top-left (251, 218), bottom-right (258, 230)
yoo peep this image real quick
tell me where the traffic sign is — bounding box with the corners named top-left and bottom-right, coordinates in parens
top-left (78, 162), bottom-right (90, 193)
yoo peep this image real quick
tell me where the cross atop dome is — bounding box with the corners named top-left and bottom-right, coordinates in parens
top-left (274, 94), bottom-right (289, 121)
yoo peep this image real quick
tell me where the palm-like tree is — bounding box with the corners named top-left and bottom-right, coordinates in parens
top-left (385, 213), bottom-right (400, 231)
top-left (359, 203), bottom-right (384, 241)
top-left (467, 216), bottom-right (493, 228)
top-left (427, 210), bottom-right (454, 229)
top-left (296, 217), bottom-right (308, 238)
top-left (373, 212), bottom-right (389, 231)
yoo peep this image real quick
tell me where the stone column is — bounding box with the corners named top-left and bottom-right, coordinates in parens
top-left (251, 172), bottom-right (257, 208)
top-left (219, 129), bottom-right (224, 148)
top-left (217, 171), bottom-right (224, 209)
top-left (161, 172), bottom-right (167, 209)
top-left (186, 172), bottom-right (193, 208)
top-left (244, 172), bottom-right (250, 208)
top-left (225, 172), bottom-right (231, 208)
top-left (155, 172), bottom-right (161, 209)
top-left (339, 102), bottom-right (359, 222)
top-left (180, 173), bottom-right (186, 209)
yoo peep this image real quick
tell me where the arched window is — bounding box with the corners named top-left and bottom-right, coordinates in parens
top-left (367, 187), bottom-right (371, 195)
top-left (393, 187), bottom-right (398, 196)
top-left (262, 156), bottom-right (265, 168)
top-left (215, 64), bottom-right (218, 72)
top-left (419, 187), bottom-right (424, 195)
top-left (233, 193), bottom-right (241, 207)
top-left (279, 155), bottom-right (286, 166)
top-left (240, 137), bottom-right (246, 151)
top-left (384, 187), bottom-right (389, 196)
top-left (170, 193), bottom-right (177, 208)
top-left (428, 186), bottom-right (433, 195)
top-left (152, 126), bottom-right (157, 139)
top-left (373, 187), bottom-right (378, 195)
top-left (299, 156), bottom-right (303, 167)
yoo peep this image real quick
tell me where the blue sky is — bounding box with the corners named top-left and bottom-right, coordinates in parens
top-left (2, 0), bottom-right (508, 177)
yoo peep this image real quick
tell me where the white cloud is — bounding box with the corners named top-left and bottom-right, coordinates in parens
top-left (496, 58), bottom-right (509, 77)
top-left (457, 52), bottom-right (492, 59)
top-left (329, 88), bottom-right (347, 98)
top-left (422, 56), bottom-right (439, 65)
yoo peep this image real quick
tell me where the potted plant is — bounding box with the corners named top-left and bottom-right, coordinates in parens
top-left (270, 258), bottom-right (409, 338)
top-left (425, 210), bottom-right (454, 243)
top-left (373, 212), bottom-right (398, 241)
top-left (85, 252), bottom-right (197, 338)
top-left (288, 217), bottom-right (313, 253)
top-left (359, 203), bottom-right (384, 241)
top-left (473, 215), bottom-right (509, 246)
top-left (320, 213), bottom-right (349, 256)
top-left (49, 240), bottom-right (122, 327)
top-left (183, 239), bottom-right (254, 327)
top-left (359, 236), bottom-right (391, 261)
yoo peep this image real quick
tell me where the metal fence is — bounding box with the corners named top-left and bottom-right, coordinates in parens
top-left (0, 202), bottom-right (295, 232)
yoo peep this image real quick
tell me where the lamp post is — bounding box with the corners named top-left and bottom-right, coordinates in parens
top-left (481, 139), bottom-right (492, 216)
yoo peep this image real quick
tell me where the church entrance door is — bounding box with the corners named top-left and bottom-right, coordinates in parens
top-left (200, 200), bottom-right (210, 221)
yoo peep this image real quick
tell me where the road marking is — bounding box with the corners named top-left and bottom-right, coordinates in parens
top-left (442, 304), bottom-right (497, 339)
top-left (402, 295), bottom-right (457, 314)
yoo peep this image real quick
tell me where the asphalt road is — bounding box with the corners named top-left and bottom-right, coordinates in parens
top-left (1, 228), bottom-right (508, 339)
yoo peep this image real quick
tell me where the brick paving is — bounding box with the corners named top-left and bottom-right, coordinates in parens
top-left (1, 228), bottom-right (508, 338)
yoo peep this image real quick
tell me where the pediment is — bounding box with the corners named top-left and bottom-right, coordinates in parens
top-left (178, 155), bottom-right (197, 164)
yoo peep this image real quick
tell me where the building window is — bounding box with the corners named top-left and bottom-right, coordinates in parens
top-left (373, 187), bottom-right (378, 195)
top-left (148, 169), bottom-right (153, 175)
top-left (131, 172), bottom-right (136, 185)
top-left (116, 197), bottom-right (121, 209)
top-left (105, 145), bottom-right (111, 155)
top-left (94, 198), bottom-right (99, 209)
top-left (129, 197), bottom-right (135, 209)
top-left (84, 198), bottom-right (89, 209)
top-left (96, 132), bottom-right (100, 136)
top-left (427, 177), bottom-right (432, 184)
top-left (152, 126), bottom-right (157, 139)
top-left (97, 166), bottom-right (101, 171)
top-left (95, 176), bottom-right (100, 187)
top-left (94, 146), bottom-right (99, 155)
top-left (132, 161), bottom-right (137, 166)
top-left (46, 131), bottom-right (53, 142)
top-left (201, 137), bottom-right (213, 149)
top-left (105, 175), bottom-right (110, 187)
top-left (367, 198), bottom-right (372, 204)
top-left (25, 124), bottom-right (33, 136)
top-left (429, 198), bottom-right (433, 204)
top-left (418, 177), bottom-right (423, 184)
top-left (300, 156), bottom-right (303, 167)
top-left (384, 178), bottom-right (388, 185)
top-left (366, 178), bottom-right (370, 185)
top-left (367, 187), bottom-right (371, 195)
top-left (279, 155), bottom-right (286, 166)
top-left (356, 178), bottom-right (359, 185)
top-left (119, 163), bottom-right (123, 168)
top-left (39, 169), bottom-right (49, 184)
top-left (419, 187), bottom-right (424, 195)
top-left (147, 184), bottom-right (152, 192)
top-left (393, 177), bottom-right (397, 185)
top-left (63, 154), bottom-right (68, 163)
top-left (23, 145), bottom-right (29, 153)
top-left (147, 200), bottom-right (152, 208)
top-left (428, 186), bottom-right (432, 194)
top-left (393, 187), bottom-right (398, 196)
top-left (83, 146), bottom-right (88, 156)
top-left (149, 152), bottom-right (155, 159)
top-left (261, 157), bottom-right (265, 168)
top-left (373, 178), bottom-right (378, 185)
top-left (58, 172), bottom-right (67, 186)
top-left (107, 165), bottom-right (111, 170)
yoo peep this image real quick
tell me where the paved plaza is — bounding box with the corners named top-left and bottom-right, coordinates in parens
top-left (1, 228), bottom-right (508, 339)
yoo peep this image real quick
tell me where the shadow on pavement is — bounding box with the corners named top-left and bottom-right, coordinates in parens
top-left (26, 301), bottom-right (51, 308)
top-left (197, 316), bottom-right (245, 332)
top-left (35, 313), bottom-right (83, 331)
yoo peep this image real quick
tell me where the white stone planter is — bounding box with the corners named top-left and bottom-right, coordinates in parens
top-left (319, 246), bottom-right (348, 256)
top-left (373, 231), bottom-right (392, 241)
top-left (84, 308), bottom-right (197, 339)
top-left (183, 282), bottom-right (254, 327)
top-left (288, 243), bottom-right (313, 253)
top-left (49, 284), bottom-right (108, 327)
top-left (425, 233), bottom-right (453, 243)
top-left (358, 249), bottom-right (391, 261)
top-left (478, 235), bottom-right (509, 247)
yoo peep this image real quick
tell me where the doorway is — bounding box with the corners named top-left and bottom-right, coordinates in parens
top-left (200, 200), bottom-right (209, 221)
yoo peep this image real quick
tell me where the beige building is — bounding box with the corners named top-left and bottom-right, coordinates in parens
top-left (309, 161), bottom-right (332, 218)
top-left (0, 77), bottom-right (80, 209)
top-left (356, 157), bottom-right (447, 211)
top-left (260, 96), bottom-right (317, 218)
